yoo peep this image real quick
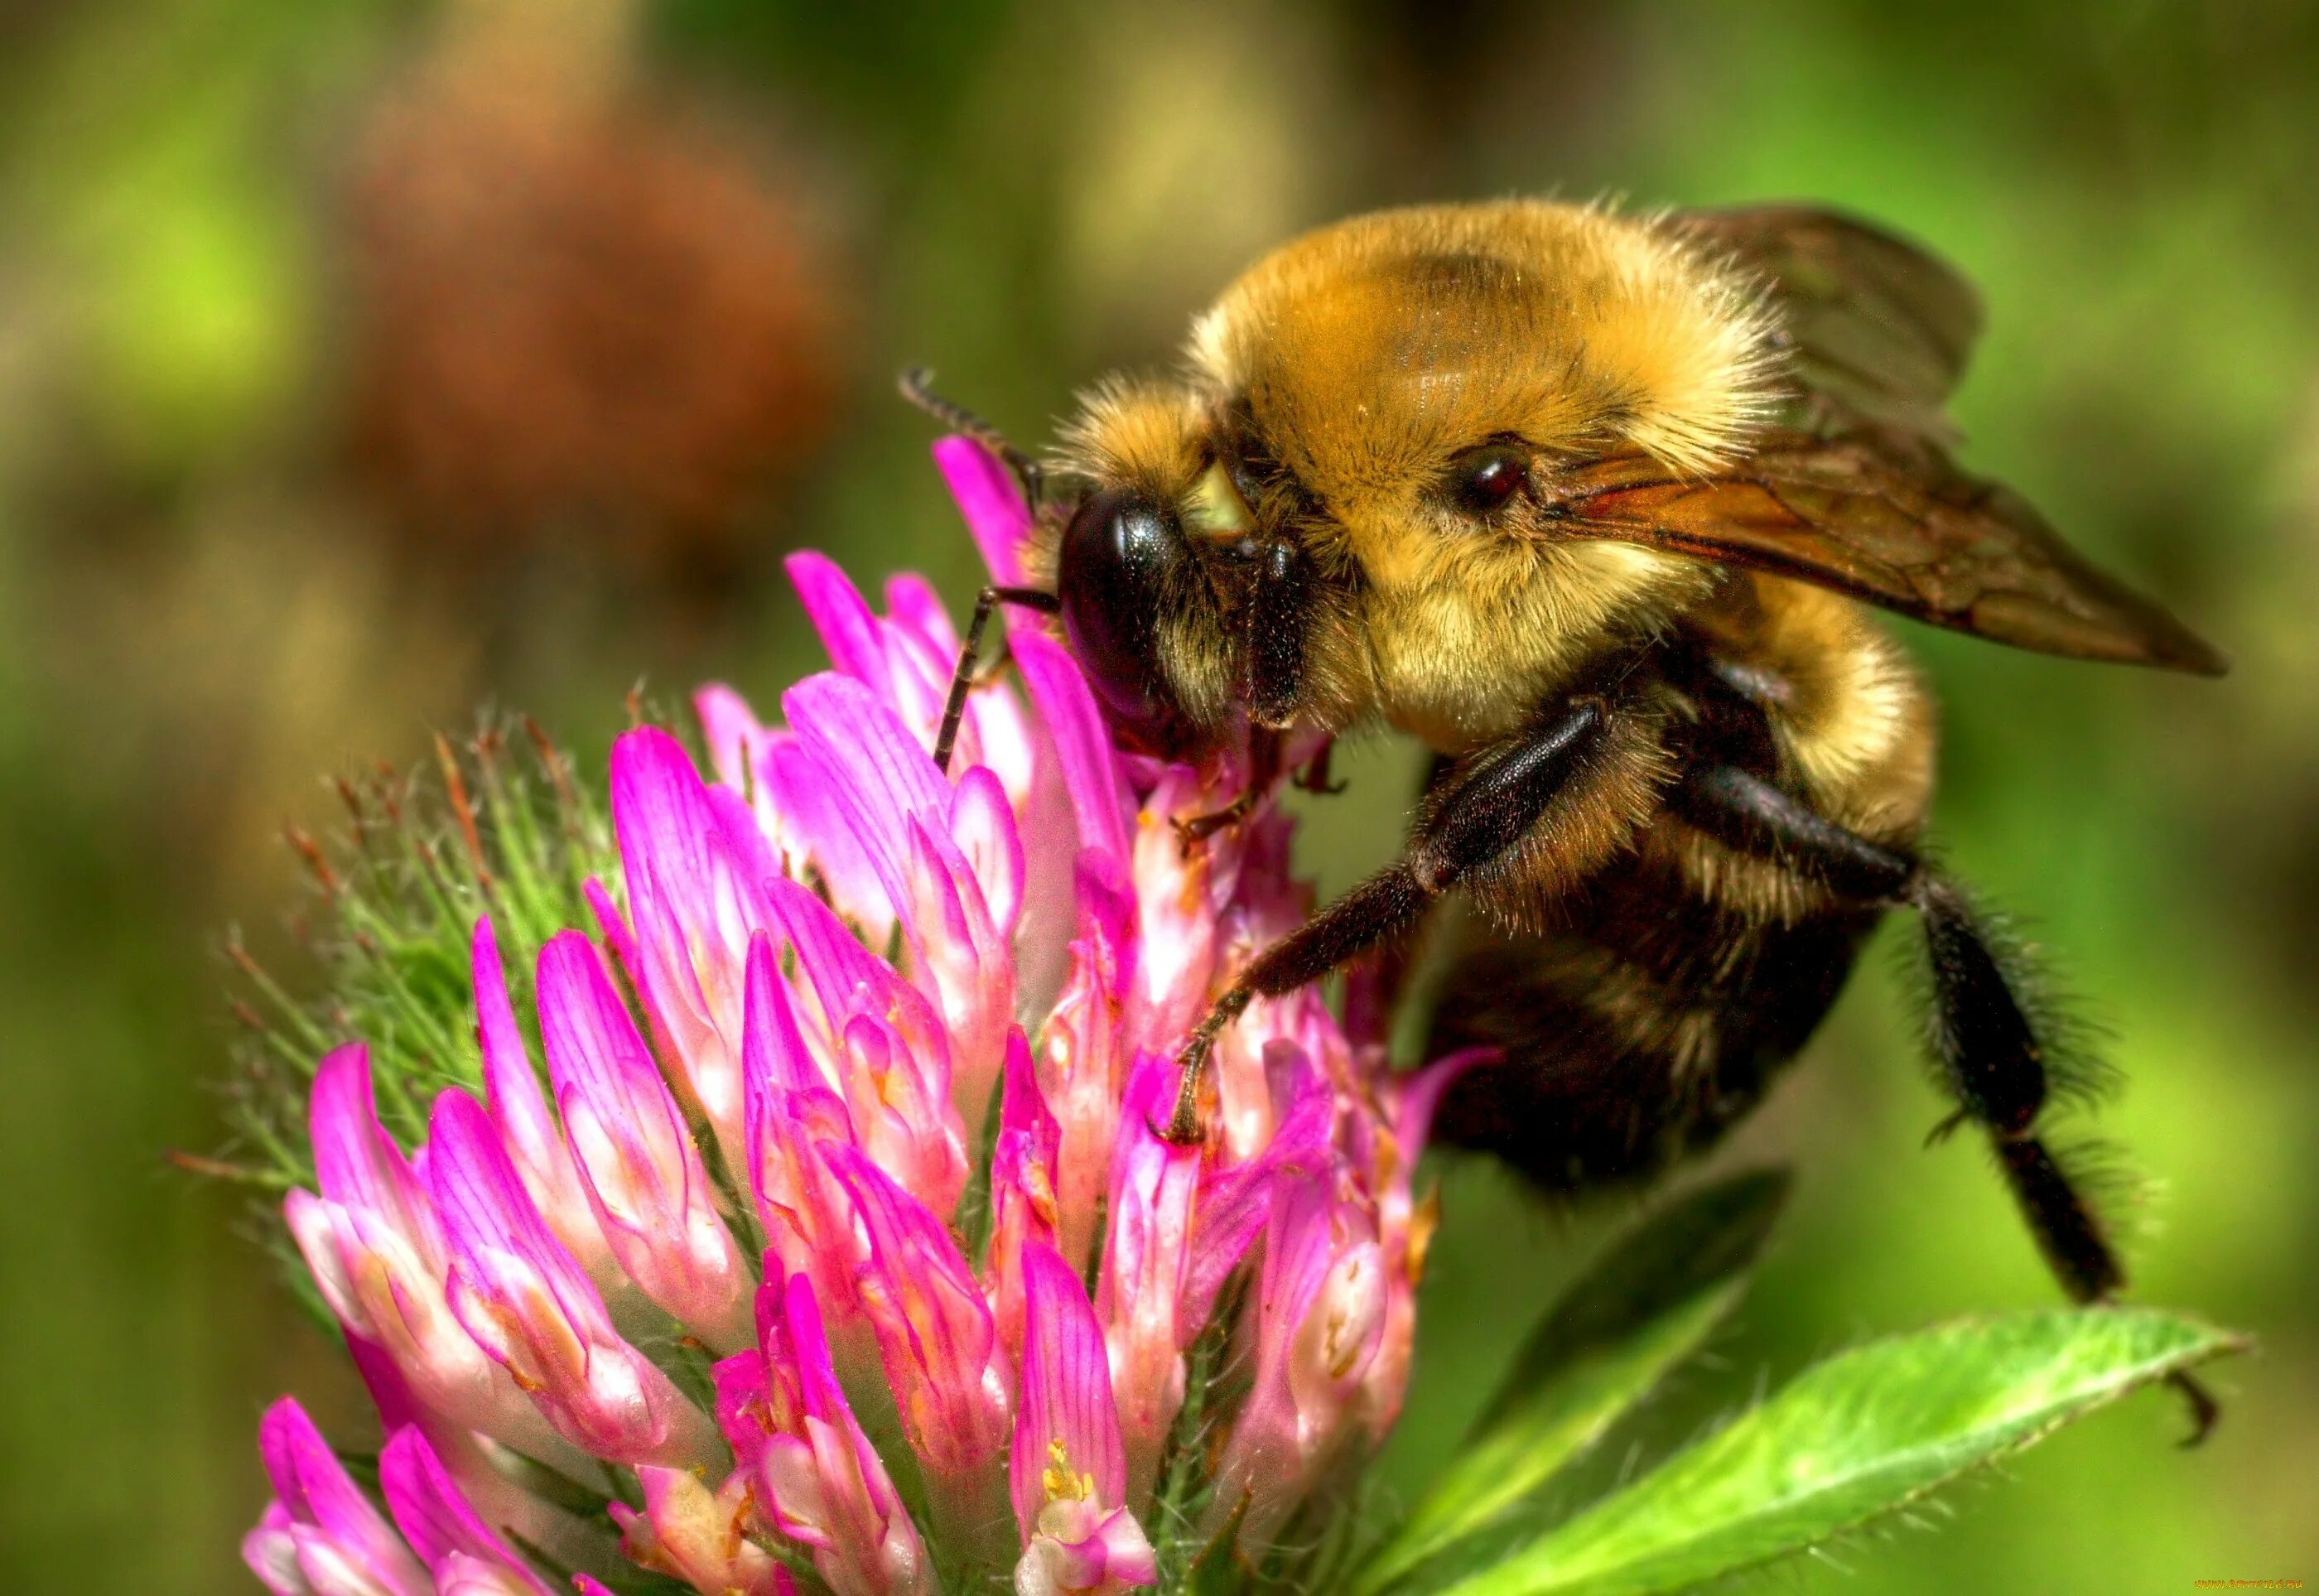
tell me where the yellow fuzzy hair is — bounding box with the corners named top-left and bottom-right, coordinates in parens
top-left (1187, 198), bottom-right (1784, 483)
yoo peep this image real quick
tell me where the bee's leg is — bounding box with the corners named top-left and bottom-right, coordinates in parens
top-left (897, 367), bottom-right (1044, 507)
top-left (1671, 762), bottom-right (2220, 1444)
top-left (1174, 731), bottom-right (1287, 849)
top-left (1294, 738), bottom-right (1348, 795)
top-left (1178, 733), bottom-right (1349, 847)
top-left (933, 586), bottom-right (1061, 774)
top-left (1174, 794), bottom-right (1257, 849)
top-left (1164, 697), bottom-right (1614, 1142)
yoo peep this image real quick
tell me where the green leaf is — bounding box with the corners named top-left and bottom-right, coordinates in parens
top-left (1421, 1307), bottom-right (2244, 1596)
top-left (1357, 1170), bottom-right (1788, 1595)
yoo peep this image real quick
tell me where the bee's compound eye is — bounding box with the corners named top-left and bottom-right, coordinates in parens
top-left (1449, 444), bottom-right (1531, 516)
top-left (1056, 487), bottom-right (1197, 756)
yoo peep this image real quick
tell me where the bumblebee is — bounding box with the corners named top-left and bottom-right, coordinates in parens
top-left (908, 199), bottom-right (2225, 1433)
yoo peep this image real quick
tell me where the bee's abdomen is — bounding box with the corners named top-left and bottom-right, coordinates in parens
top-left (1427, 843), bottom-right (1878, 1194)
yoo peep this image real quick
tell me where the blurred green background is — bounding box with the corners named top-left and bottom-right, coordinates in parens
top-left (2, 0), bottom-right (2313, 1589)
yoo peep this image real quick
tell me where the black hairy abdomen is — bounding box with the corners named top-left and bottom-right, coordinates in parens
top-left (1426, 844), bottom-right (1878, 1195)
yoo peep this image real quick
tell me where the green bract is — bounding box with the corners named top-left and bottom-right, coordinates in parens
top-left (1354, 1175), bottom-right (2240, 1596)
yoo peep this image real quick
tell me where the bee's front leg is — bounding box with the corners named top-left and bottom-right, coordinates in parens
top-left (1293, 739), bottom-right (1348, 795)
top-left (1162, 696), bottom-right (1615, 1143)
top-left (1171, 730), bottom-right (1288, 852)
top-left (933, 585), bottom-right (1062, 773)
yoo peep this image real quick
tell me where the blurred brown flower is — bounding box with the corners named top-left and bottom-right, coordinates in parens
top-left (340, 1), bottom-right (841, 581)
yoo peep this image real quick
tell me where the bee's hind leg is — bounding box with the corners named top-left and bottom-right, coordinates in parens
top-left (1164, 695), bottom-right (1616, 1142)
top-left (1671, 762), bottom-right (2220, 1444)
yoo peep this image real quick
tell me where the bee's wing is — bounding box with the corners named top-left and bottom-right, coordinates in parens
top-left (1550, 435), bottom-right (2227, 674)
top-left (1675, 205), bottom-right (1982, 442)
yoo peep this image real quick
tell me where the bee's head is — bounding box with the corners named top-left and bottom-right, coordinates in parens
top-left (1045, 378), bottom-right (1333, 760)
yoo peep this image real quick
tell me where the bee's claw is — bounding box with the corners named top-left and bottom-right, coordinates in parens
top-left (1294, 759), bottom-right (1347, 795)
top-left (1158, 1083), bottom-right (1206, 1143)
top-left (2166, 1369), bottom-right (2221, 1448)
top-left (1923, 1108), bottom-right (1969, 1148)
top-left (1160, 1030), bottom-right (1222, 1145)
top-left (1173, 804), bottom-right (1248, 855)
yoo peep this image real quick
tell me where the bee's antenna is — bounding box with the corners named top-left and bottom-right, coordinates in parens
top-left (898, 367), bottom-right (1044, 509)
